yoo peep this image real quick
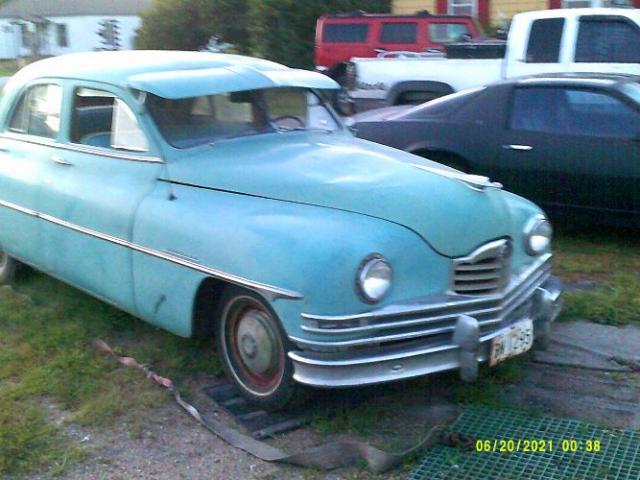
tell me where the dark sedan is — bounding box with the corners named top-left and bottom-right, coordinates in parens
top-left (353, 74), bottom-right (640, 225)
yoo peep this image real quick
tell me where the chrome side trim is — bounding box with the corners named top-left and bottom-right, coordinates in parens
top-left (0, 133), bottom-right (163, 163)
top-left (301, 254), bottom-right (552, 322)
top-left (0, 198), bottom-right (303, 300)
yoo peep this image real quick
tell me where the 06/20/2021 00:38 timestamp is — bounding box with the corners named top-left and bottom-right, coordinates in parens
top-left (475, 439), bottom-right (602, 453)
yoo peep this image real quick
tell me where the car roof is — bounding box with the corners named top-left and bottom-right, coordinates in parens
top-left (319, 11), bottom-right (472, 21)
top-left (4, 51), bottom-right (338, 99)
top-left (513, 7), bottom-right (640, 22)
top-left (10, 51), bottom-right (287, 85)
top-left (501, 73), bottom-right (640, 89)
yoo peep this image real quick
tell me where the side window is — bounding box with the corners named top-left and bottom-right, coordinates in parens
top-left (576, 18), bottom-right (640, 63)
top-left (428, 23), bottom-right (471, 43)
top-left (510, 88), bottom-right (565, 134)
top-left (8, 84), bottom-right (62, 139)
top-left (322, 23), bottom-right (369, 43)
top-left (70, 88), bottom-right (149, 152)
top-left (563, 89), bottom-right (639, 138)
top-left (380, 23), bottom-right (417, 44)
top-left (526, 18), bottom-right (564, 63)
top-left (511, 87), bottom-right (640, 138)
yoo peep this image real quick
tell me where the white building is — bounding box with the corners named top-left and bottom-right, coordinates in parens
top-left (0, 0), bottom-right (153, 59)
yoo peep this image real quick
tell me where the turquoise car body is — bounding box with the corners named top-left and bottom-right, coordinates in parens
top-left (0, 52), bottom-right (561, 389)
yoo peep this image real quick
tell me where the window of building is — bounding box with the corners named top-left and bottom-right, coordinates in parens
top-left (20, 23), bottom-right (29, 48)
top-left (526, 18), bottom-right (564, 63)
top-left (56, 24), bottom-right (68, 47)
top-left (9, 84), bottom-right (62, 139)
top-left (70, 88), bottom-right (149, 152)
top-left (380, 22), bottom-right (418, 43)
top-left (428, 23), bottom-right (471, 43)
top-left (562, 0), bottom-right (592, 7)
top-left (322, 23), bottom-right (369, 43)
top-left (576, 18), bottom-right (640, 63)
top-left (448, 0), bottom-right (477, 17)
top-left (562, 0), bottom-right (632, 6)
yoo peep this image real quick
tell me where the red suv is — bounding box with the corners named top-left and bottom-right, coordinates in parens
top-left (315, 11), bottom-right (482, 79)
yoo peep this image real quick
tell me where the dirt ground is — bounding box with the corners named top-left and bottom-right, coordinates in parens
top-left (42, 321), bottom-right (639, 480)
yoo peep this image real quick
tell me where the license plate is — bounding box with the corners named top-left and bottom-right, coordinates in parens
top-left (490, 319), bottom-right (534, 366)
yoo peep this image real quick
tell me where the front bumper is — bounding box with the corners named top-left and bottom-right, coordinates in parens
top-left (289, 257), bottom-right (562, 388)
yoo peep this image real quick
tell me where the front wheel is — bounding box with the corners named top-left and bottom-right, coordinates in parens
top-left (0, 251), bottom-right (18, 285)
top-left (216, 287), bottom-right (309, 410)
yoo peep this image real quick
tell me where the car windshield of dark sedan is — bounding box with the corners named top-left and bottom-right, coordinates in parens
top-left (145, 87), bottom-right (340, 148)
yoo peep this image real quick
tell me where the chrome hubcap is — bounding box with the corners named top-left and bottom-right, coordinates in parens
top-left (235, 309), bottom-right (278, 376)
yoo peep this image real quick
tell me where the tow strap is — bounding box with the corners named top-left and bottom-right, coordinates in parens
top-left (93, 339), bottom-right (470, 473)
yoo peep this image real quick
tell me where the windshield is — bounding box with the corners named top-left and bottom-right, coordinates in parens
top-left (146, 87), bottom-right (340, 149)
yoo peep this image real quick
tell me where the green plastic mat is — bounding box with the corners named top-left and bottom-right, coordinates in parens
top-left (409, 406), bottom-right (640, 480)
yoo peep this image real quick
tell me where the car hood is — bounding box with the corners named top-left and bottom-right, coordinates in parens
top-left (166, 132), bottom-right (513, 257)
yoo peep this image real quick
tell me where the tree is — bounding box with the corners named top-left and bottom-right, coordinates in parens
top-left (248, 0), bottom-right (391, 69)
top-left (136, 0), bottom-right (250, 53)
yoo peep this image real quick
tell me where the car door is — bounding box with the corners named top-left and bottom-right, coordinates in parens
top-left (497, 85), bottom-right (640, 216)
top-left (38, 82), bottom-right (163, 312)
top-left (0, 81), bottom-right (64, 267)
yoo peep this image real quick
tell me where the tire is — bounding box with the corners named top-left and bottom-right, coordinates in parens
top-left (215, 286), bottom-right (310, 411)
top-left (0, 251), bottom-right (18, 285)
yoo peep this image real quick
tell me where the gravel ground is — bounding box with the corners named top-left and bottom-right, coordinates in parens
top-left (37, 321), bottom-right (640, 480)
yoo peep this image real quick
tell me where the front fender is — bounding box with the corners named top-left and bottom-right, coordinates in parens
top-left (132, 183), bottom-right (450, 339)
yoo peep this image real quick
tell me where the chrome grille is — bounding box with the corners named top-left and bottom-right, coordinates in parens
top-left (452, 239), bottom-right (511, 296)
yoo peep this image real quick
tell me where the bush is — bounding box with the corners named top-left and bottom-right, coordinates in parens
top-left (136, 0), bottom-right (251, 53)
top-left (248, 0), bottom-right (391, 69)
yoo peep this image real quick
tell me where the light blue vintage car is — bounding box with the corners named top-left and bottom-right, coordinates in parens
top-left (0, 52), bottom-right (561, 409)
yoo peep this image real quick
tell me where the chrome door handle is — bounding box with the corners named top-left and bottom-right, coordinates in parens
top-left (503, 144), bottom-right (533, 151)
top-left (52, 155), bottom-right (73, 166)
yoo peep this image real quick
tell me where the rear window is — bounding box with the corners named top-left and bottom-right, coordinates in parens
top-left (526, 18), bottom-right (564, 63)
top-left (322, 23), bottom-right (369, 43)
top-left (380, 22), bottom-right (417, 44)
top-left (576, 18), bottom-right (640, 63)
top-left (403, 87), bottom-right (486, 119)
top-left (428, 23), bottom-right (471, 43)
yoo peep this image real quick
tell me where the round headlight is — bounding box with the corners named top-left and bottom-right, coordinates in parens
top-left (357, 255), bottom-right (392, 303)
top-left (524, 216), bottom-right (553, 256)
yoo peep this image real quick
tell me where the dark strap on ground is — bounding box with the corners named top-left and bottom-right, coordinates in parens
top-left (93, 339), bottom-right (453, 473)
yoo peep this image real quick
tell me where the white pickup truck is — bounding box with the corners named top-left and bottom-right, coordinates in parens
top-left (347, 8), bottom-right (640, 112)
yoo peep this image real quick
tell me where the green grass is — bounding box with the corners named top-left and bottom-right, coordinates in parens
top-left (553, 227), bottom-right (640, 325)
top-left (0, 270), bottom-right (221, 478)
top-left (0, 60), bottom-right (19, 77)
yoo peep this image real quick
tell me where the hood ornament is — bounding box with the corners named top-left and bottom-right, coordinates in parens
top-left (411, 163), bottom-right (503, 191)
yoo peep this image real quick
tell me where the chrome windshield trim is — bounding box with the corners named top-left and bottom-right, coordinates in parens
top-left (0, 133), bottom-right (163, 163)
top-left (301, 254), bottom-right (552, 323)
top-left (0, 198), bottom-right (303, 300)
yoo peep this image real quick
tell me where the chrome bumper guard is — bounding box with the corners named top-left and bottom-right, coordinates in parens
top-left (289, 256), bottom-right (562, 388)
